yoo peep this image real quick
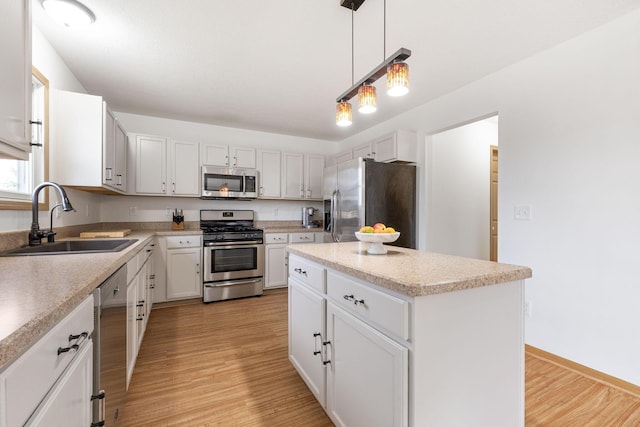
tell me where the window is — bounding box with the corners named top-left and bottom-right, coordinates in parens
top-left (0, 68), bottom-right (48, 209)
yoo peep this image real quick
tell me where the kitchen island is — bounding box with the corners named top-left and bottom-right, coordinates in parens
top-left (286, 242), bottom-right (532, 427)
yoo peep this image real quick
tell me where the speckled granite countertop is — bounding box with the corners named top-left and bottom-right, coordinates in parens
top-left (0, 230), bottom-right (198, 371)
top-left (287, 242), bottom-right (532, 297)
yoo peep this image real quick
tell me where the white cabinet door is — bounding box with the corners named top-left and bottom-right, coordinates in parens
top-left (304, 154), bottom-right (324, 200)
top-left (113, 121), bottom-right (127, 190)
top-left (126, 273), bottom-right (138, 388)
top-left (352, 143), bottom-right (373, 159)
top-left (135, 135), bottom-right (167, 195)
top-left (136, 263), bottom-right (147, 348)
top-left (103, 107), bottom-right (116, 187)
top-left (25, 341), bottom-right (92, 427)
top-left (265, 244), bottom-right (287, 288)
top-left (257, 149), bottom-right (281, 198)
top-left (0, 0), bottom-right (31, 159)
top-left (231, 146), bottom-right (256, 168)
top-left (288, 279), bottom-right (326, 407)
top-left (166, 248), bottom-right (202, 300)
top-left (282, 152), bottom-right (304, 199)
top-left (201, 142), bottom-right (228, 166)
top-left (326, 301), bottom-right (408, 427)
top-left (372, 130), bottom-right (416, 163)
top-left (169, 139), bottom-right (200, 196)
top-left (334, 150), bottom-right (353, 165)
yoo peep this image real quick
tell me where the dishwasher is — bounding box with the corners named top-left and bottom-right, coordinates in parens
top-left (92, 265), bottom-right (127, 426)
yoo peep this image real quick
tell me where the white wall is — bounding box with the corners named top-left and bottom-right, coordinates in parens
top-left (427, 118), bottom-right (497, 259)
top-left (339, 9), bottom-right (640, 385)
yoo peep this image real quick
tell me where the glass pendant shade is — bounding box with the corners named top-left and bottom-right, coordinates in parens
top-left (336, 101), bottom-right (353, 127)
top-left (387, 62), bottom-right (410, 96)
top-left (357, 85), bottom-right (377, 114)
top-left (42, 0), bottom-right (96, 27)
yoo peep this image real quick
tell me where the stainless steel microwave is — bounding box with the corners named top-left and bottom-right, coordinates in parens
top-left (201, 165), bottom-right (258, 199)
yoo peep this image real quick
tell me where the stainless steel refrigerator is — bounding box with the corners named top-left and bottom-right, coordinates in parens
top-left (323, 157), bottom-right (416, 248)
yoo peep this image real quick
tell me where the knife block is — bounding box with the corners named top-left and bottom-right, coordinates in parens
top-left (172, 214), bottom-right (184, 230)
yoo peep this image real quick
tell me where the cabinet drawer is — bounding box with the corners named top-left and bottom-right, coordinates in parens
top-left (289, 232), bottom-right (315, 244)
top-left (288, 254), bottom-right (325, 293)
top-left (265, 233), bottom-right (288, 244)
top-left (165, 235), bottom-right (201, 249)
top-left (0, 296), bottom-right (94, 427)
top-left (326, 270), bottom-right (409, 341)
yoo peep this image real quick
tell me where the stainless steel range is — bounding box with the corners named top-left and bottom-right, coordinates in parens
top-left (200, 210), bottom-right (264, 303)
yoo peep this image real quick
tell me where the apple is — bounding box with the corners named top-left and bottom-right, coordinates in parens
top-left (373, 223), bottom-right (386, 231)
top-left (385, 227), bottom-right (396, 233)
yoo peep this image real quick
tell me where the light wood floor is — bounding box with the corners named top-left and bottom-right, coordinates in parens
top-left (120, 288), bottom-right (640, 426)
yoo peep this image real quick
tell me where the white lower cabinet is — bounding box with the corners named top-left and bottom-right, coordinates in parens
top-left (24, 341), bottom-right (93, 427)
top-left (288, 279), bottom-right (326, 406)
top-left (288, 254), bottom-right (408, 426)
top-left (126, 241), bottom-right (155, 388)
top-left (326, 302), bottom-right (408, 427)
top-left (264, 232), bottom-right (319, 289)
top-left (165, 235), bottom-right (202, 300)
top-left (0, 296), bottom-right (94, 427)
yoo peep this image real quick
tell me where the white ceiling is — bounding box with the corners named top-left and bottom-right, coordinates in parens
top-left (32, 0), bottom-right (640, 142)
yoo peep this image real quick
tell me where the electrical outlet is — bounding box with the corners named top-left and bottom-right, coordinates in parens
top-left (514, 205), bottom-right (532, 221)
top-left (129, 206), bottom-right (137, 216)
top-left (166, 208), bottom-right (172, 217)
top-left (273, 208), bottom-right (278, 217)
top-left (55, 207), bottom-right (62, 219)
top-left (85, 204), bottom-right (89, 217)
top-left (524, 301), bottom-right (532, 317)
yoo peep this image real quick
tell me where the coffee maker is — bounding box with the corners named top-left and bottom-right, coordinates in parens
top-left (302, 207), bottom-right (318, 228)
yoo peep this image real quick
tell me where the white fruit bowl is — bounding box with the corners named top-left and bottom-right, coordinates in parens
top-left (354, 232), bottom-right (400, 255)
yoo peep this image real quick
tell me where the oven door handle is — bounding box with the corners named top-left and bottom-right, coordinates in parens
top-left (204, 240), bottom-right (263, 247)
top-left (204, 278), bottom-right (263, 288)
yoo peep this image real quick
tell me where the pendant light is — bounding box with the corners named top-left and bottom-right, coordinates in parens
top-left (336, 100), bottom-right (353, 126)
top-left (335, 0), bottom-right (411, 126)
top-left (41, 0), bottom-right (96, 27)
top-left (358, 84), bottom-right (377, 113)
top-left (336, 2), bottom-right (357, 126)
top-left (387, 62), bottom-right (409, 96)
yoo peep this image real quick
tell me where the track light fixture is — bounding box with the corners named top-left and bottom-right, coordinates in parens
top-left (335, 0), bottom-right (411, 126)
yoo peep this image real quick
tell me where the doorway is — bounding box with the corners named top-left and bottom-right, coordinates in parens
top-left (427, 116), bottom-right (498, 260)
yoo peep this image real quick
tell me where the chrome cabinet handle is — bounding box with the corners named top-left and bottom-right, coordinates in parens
top-left (343, 294), bottom-right (365, 305)
top-left (91, 390), bottom-right (106, 427)
top-left (294, 267), bottom-right (307, 276)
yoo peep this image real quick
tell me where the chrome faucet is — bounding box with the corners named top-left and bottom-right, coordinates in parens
top-left (29, 182), bottom-right (75, 246)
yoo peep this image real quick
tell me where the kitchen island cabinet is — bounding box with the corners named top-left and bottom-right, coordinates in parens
top-left (287, 243), bottom-right (531, 427)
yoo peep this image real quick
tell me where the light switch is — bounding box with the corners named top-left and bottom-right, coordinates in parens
top-left (514, 205), bottom-right (532, 221)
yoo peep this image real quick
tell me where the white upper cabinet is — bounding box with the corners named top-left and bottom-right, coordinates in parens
top-left (0, 0), bottom-right (31, 160)
top-left (53, 90), bottom-right (128, 194)
top-left (305, 154), bottom-right (324, 200)
top-left (333, 130), bottom-right (418, 166)
top-left (257, 149), bottom-right (281, 198)
top-left (135, 135), bottom-right (167, 195)
top-left (169, 140), bottom-right (200, 196)
top-left (282, 152), bottom-right (323, 200)
top-left (201, 142), bottom-right (256, 168)
top-left (134, 135), bottom-right (199, 196)
top-left (282, 152), bottom-right (304, 199)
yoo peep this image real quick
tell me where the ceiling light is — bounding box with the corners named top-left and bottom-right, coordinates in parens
top-left (358, 84), bottom-right (377, 114)
top-left (336, 0), bottom-right (411, 126)
top-left (41, 0), bottom-right (96, 27)
top-left (336, 101), bottom-right (353, 127)
top-left (387, 62), bottom-right (409, 96)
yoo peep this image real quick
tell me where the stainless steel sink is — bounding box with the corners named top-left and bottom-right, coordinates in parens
top-left (0, 239), bottom-right (137, 256)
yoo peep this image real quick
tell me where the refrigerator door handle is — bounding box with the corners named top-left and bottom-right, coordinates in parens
top-left (331, 190), bottom-right (338, 242)
top-left (334, 189), bottom-right (341, 242)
